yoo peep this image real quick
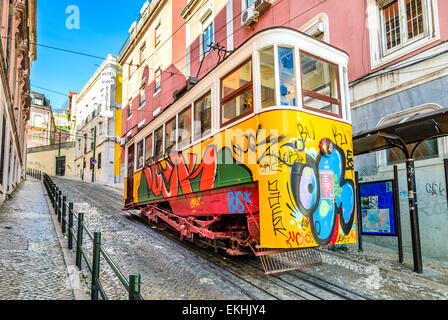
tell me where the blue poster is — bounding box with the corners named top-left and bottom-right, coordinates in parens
top-left (359, 181), bottom-right (396, 236)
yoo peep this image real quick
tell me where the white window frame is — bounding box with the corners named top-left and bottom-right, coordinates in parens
top-left (155, 22), bottom-right (161, 48)
top-left (33, 113), bottom-right (43, 128)
top-left (154, 64), bottom-right (162, 95)
top-left (139, 87), bottom-right (146, 109)
top-left (367, 0), bottom-right (440, 69)
top-left (199, 6), bottom-right (214, 60)
top-left (127, 98), bottom-right (133, 120)
top-left (299, 13), bottom-right (330, 43)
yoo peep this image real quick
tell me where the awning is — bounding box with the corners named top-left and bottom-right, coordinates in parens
top-left (353, 107), bottom-right (448, 157)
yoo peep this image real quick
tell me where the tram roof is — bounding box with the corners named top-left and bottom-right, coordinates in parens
top-left (353, 107), bottom-right (448, 156)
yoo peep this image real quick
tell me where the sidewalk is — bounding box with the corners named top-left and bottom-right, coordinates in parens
top-left (0, 178), bottom-right (75, 300)
top-left (309, 243), bottom-right (448, 300)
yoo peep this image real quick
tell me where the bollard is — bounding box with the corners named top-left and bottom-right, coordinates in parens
top-left (62, 196), bottom-right (67, 234)
top-left (58, 190), bottom-right (62, 223)
top-left (91, 232), bottom-right (101, 300)
top-left (55, 187), bottom-right (59, 213)
top-left (76, 212), bottom-right (84, 270)
top-left (68, 203), bottom-right (74, 250)
top-left (129, 274), bottom-right (141, 300)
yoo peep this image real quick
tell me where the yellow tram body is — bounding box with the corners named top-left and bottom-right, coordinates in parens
top-left (123, 27), bottom-right (356, 252)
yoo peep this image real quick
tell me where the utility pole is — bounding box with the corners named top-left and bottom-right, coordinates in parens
top-left (92, 126), bottom-right (96, 183)
top-left (57, 131), bottom-right (61, 176)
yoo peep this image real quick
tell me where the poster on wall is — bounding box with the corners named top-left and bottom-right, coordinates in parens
top-left (359, 180), bottom-right (397, 236)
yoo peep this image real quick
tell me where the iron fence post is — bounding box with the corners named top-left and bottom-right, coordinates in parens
top-left (129, 274), bottom-right (141, 300)
top-left (55, 187), bottom-right (59, 213)
top-left (68, 203), bottom-right (74, 250)
top-left (76, 212), bottom-right (84, 270)
top-left (62, 196), bottom-right (67, 234)
top-left (91, 232), bottom-right (101, 300)
top-left (58, 190), bottom-right (62, 223)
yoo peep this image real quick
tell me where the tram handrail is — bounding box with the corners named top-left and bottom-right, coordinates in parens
top-left (41, 173), bottom-right (143, 301)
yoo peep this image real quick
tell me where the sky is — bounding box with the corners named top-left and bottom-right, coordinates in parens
top-left (30, 0), bottom-right (145, 112)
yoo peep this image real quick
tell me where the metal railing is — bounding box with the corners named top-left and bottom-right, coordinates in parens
top-left (40, 173), bottom-right (143, 300)
top-left (27, 169), bottom-right (42, 180)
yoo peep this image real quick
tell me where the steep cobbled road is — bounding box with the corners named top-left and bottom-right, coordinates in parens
top-left (51, 176), bottom-right (368, 300)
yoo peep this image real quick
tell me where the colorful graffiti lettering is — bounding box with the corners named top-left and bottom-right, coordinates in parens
top-left (228, 190), bottom-right (253, 214)
top-left (290, 139), bottom-right (355, 245)
top-left (286, 230), bottom-right (313, 248)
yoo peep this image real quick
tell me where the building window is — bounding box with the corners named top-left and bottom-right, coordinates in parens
top-left (155, 68), bottom-right (161, 93)
top-left (33, 114), bottom-right (43, 128)
top-left (200, 10), bottom-right (214, 58)
top-left (98, 153), bottom-right (102, 169)
top-left (367, 0), bottom-right (439, 68)
top-left (155, 23), bottom-right (161, 47)
top-left (178, 106), bottom-right (192, 149)
top-left (387, 139), bottom-right (438, 165)
top-left (136, 140), bottom-right (144, 169)
top-left (194, 93), bottom-right (212, 141)
top-left (140, 43), bottom-right (146, 64)
top-left (32, 132), bottom-right (42, 143)
top-left (128, 103), bottom-right (133, 118)
top-left (246, 0), bottom-right (255, 8)
top-left (300, 52), bottom-right (341, 117)
top-left (165, 117), bottom-right (176, 155)
top-left (381, 0), bottom-right (425, 51)
top-left (154, 126), bottom-right (164, 160)
top-left (221, 59), bottom-right (253, 126)
top-left (140, 87), bottom-right (146, 108)
top-left (145, 133), bottom-right (153, 166)
top-left (300, 13), bottom-right (330, 42)
top-left (129, 60), bottom-right (133, 79)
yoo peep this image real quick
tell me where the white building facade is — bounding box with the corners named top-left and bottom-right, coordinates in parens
top-left (73, 55), bottom-right (123, 185)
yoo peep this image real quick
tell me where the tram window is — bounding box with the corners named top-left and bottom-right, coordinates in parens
top-left (178, 106), bottom-right (192, 149)
top-left (136, 140), bottom-right (144, 169)
top-left (278, 47), bottom-right (296, 106)
top-left (221, 60), bottom-right (253, 126)
top-left (194, 93), bottom-right (212, 141)
top-left (300, 52), bottom-right (341, 117)
top-left (165, 117), bottom-right (176, 155)
top-left (145, 133), bottom-right (153, 166)
top-left (259, 46), bottom-right (276, 109)
top-left (154, 127), bottom-right (164, 160)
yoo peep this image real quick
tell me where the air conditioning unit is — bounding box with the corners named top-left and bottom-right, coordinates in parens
top-left (120, 137), bottom-right (126, 146)
top-left (241, 6), bottom-right (259, 28)
top-left (255, 0), bottom-right (273, 14)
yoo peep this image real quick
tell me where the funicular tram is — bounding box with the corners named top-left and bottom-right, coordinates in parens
top-left (123, 27), bottom-right (356, 274)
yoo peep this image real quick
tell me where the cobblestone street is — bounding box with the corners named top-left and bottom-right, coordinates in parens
top-left (2, 176), bottom-right (448, 300)
top-left (0, 179), bottom-right (74, 300)
top-left (51, 176), bottom-right (448, 300)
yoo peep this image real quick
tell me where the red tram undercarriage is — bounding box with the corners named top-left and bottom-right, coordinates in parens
top-left (134, 183), bottom-right (261, 256)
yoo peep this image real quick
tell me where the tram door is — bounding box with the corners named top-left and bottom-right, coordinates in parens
top-left (126, 145), bottom-right (134, 205)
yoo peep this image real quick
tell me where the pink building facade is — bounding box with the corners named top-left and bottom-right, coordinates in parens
top-left (0, 0), bottom-right (37, 201)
